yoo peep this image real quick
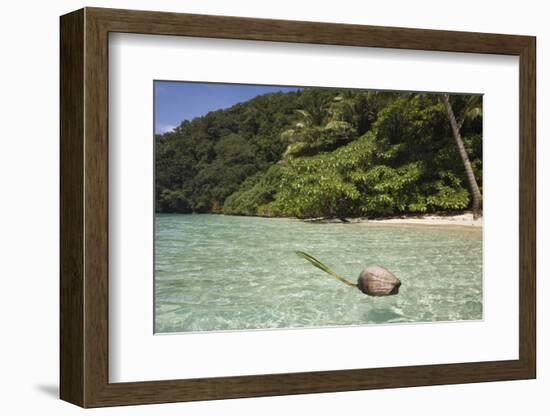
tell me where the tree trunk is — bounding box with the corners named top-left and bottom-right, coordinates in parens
top-left (441, 94), bottom-right (482, 219)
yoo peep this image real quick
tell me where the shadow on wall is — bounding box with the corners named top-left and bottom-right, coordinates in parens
top-left (34, 384), bottom-right (58, 399)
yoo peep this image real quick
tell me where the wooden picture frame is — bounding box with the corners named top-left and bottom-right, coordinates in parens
top-left (60, 7), bottom-right (536, 408)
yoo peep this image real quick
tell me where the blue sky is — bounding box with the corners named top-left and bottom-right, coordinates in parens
top-left (154, 81), bottom-right (300, 134)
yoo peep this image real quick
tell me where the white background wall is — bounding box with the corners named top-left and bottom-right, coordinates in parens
top-left (0, 0), bottom-right (545, 414)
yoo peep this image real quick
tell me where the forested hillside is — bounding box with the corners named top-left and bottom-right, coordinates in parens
top-left (155, 88), bottom-right (482, 218)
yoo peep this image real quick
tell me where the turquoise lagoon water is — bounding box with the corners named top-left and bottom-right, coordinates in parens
top-left (155, 214), bottom-right (482, 333)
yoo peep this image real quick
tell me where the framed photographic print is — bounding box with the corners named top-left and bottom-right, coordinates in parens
top-left (60, 7), bottom-right (536, 408)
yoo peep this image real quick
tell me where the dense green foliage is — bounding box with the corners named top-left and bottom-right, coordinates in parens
top-left (156, 88), bottom-right (482, 218)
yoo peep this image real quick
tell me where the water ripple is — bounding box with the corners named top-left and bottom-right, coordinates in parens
top-left (155, 214), bottom-right (482, 333)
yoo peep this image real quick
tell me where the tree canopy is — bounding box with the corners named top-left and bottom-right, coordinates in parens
top-left (155, 88), bottom-right (482, 218)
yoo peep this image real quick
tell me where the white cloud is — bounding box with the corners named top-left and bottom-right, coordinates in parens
top-left (156, 124), bottom-right (176, 134)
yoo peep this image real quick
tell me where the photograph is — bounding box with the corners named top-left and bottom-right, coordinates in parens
top-left (154, 81), bottom-right (483, 333)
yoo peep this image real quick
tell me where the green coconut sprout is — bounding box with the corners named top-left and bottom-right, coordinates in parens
top-left (295, 251), bottom-right (357, 288)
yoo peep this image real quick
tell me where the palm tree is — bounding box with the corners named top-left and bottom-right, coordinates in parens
top-left (440, 93), bottom-right (482, 219)
top-left (280, 92), bottom-right (338, 159)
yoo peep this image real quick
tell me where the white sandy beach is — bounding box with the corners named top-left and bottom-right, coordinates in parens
top-left (362, 212), bottom-right (481, 227)
top-left (304, 212), bottom-right (482, 227)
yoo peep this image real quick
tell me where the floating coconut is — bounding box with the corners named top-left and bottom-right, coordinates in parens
top-left (296, 251), bottom-right (401, 297)
top-left (357, 265), bottom-right (401, 296)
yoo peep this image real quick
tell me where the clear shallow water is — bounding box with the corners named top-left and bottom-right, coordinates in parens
top-left (155, 214), bottom-right (482, 333)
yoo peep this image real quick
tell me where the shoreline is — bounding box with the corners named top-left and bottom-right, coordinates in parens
top-left (157, 211), bottom-right (482, 227)
top-left (302, 212), bottom-right (482, 227)
top-left (366, 213), bottom-right (481, 227)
